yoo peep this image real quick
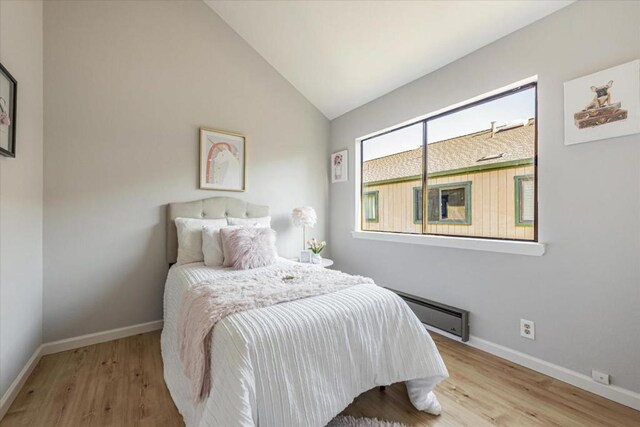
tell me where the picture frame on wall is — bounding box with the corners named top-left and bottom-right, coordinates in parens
top-left (564, 59), bottom-right (640, 146)
top-left (0, 62), bottom-right (17, 158)
top-left (199, 127), bottom-right (246, 191)
top-left (331, 149), bottom-right (348, 183)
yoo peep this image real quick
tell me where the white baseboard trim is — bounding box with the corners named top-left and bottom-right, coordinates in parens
top-left (0, 345), bottom-right (43, 421)
top-left (0, 320), bottom-right (164, 420)
top-left (40, 320), bottom-right (164, 356)
top-left (424, 324), bottom-right (640, 411)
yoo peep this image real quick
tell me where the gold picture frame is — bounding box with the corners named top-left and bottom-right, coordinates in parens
top-left (199, 127), bottom-right (246, 192)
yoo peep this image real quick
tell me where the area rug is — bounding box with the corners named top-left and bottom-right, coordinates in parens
top-left (327, 415), bottom-right (409, 427)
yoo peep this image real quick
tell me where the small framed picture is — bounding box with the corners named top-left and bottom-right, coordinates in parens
top-left (200, 128), bottom-right (246, 191)
top-left (299, 250), bottom-right (312, 263)
top-left (564, 59), bottom-right (640, 145)
top-left (331, 149), bottom-right (348, 183)
top-left (0, 62), bottom-right (17, 158)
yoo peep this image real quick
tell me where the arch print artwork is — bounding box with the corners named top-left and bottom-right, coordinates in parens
top-left (199, 128), bottom-right (246, 191)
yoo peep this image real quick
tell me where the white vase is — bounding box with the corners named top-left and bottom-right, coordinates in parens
top-left (311, 253), bottom-right (322, 264)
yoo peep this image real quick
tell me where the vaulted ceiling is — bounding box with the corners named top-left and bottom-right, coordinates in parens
top-left (206, 1), bottom-right (573, 119)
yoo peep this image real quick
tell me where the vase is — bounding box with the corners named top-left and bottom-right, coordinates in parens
top-left (311, 253), bottom-right (322, 264)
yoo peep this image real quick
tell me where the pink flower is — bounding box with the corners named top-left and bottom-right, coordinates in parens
top-left (0, 113), bottom-right (10, 126)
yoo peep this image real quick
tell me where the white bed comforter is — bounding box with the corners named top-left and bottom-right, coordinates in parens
top-left (161, 259), bottom-right (448, 427)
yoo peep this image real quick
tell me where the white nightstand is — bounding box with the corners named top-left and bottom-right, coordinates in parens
top-left (289, 257), bottom-right (334, 268)
top-left (318, 258), bottom-right (334, 268)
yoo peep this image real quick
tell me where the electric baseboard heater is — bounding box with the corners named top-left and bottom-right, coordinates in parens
top-left (389, 289), bottom-right (470, 342)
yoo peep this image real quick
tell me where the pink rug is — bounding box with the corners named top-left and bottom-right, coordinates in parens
top-left (327, 416), bottom-right (409, 427)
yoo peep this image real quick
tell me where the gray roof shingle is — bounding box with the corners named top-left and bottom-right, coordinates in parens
top-left (363, 120), bottom-right (535, 183)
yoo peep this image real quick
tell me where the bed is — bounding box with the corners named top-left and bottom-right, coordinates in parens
top-left (161, 196), bottom-right (448, 427)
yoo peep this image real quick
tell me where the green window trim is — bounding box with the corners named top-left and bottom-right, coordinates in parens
top-left (363, 191), bottom-right (379, 223)
top-left (363, 158), bottom-right (534, 187)
top-left (426, 181), bottom-right (472, 225)
top-left (427, 158), bottom-right (534, 179)
top-left (514, 175), bottom-right (534, 227)
top-left (413, 186), bottom-right (423, 224)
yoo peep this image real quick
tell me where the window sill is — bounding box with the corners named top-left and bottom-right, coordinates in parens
top-left (351, 231), bottom-right (545, 256)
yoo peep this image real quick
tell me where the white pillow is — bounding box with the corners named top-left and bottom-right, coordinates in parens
top-left (227, 216), bottom-right (271, 227)
top-left (175, 217), bottom-right (227, 265)
top-left (202, 224), bottom-right (226, 267)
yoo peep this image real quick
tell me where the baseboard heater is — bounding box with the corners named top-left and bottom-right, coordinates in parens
top-left (389, 289), bottom-right (470, 342)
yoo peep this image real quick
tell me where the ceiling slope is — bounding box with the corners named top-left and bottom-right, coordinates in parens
top-left (206, 1), bottom-right (573, 119)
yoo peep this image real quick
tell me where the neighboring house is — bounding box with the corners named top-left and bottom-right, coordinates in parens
top-left (362, 119), bottom-right (536, 240)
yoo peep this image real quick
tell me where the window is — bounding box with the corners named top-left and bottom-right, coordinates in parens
top-left (413, 187), bottom-right (423, 223)
top-left (361, 122), bottom-right (423, 234)
top-left (515, 175), bottom-right (534, 226)
top-left (360, 82), bottom-right (537, 241)
top-left (363, 191), bottom-right (379, 223)
top-left (427, 182), bottom-right (471, 224)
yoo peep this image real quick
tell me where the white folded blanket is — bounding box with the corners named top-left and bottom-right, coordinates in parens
top-left (178, 263), bottom-right (374, 401)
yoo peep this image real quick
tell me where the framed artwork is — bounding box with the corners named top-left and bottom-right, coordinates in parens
top-left (299, 250), bottom-right (312, 263)
top-left (564, 59), bottom-right (640, 145)
top-left (199, 128), bottom-right (246, 191)
top-left (0, 62), bottom-right (17, 157)
top-left (331, 149), bottom-right (348, 183)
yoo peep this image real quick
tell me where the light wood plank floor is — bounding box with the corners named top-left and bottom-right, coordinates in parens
top-left (1, 331), bottom-right (638, 426)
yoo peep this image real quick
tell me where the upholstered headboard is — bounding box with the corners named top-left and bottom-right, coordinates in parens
top-left (166, 196), bottom-right (269, 264)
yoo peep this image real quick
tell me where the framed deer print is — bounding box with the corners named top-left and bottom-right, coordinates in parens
top-left (199, 128), bottom-right (246, 191)
top-left (0, 62), bottom-right (17, 158)
top-left (564, 60), bottom-right (640, 145)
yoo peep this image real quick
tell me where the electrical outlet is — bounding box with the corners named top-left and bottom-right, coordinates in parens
top-left (520, 319), bottom-right (535, 340)
top-left (592, 370), bottom-right (610, 385)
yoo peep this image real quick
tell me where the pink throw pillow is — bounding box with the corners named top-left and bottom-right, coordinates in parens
top-left (221, 227), bottom-right (278, 270)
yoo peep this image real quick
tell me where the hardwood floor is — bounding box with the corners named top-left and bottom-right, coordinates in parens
top-left (1, 331), bottom-right (638, 426)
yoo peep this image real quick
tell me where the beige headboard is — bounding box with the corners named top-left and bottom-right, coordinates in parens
top-left (166, 196), bottom-right (269, 264)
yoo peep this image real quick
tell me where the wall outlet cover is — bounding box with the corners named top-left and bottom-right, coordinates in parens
top-left (592, 370), bottom-right (610, 385)
top-left (520, 319), bottom-right (535, 340)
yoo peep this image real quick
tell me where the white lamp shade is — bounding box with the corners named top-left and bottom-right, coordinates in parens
top-left (291, 206), bottom-right (317, 228)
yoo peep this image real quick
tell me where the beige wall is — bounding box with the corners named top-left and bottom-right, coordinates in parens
top-left (0, 1), bottom-right (43, 399)
top-left (331, 1), bottom-right (640, 394)
top-left (43, 1), bottom-right (330, 341)
top-left (363, 180), bottom-right (421, 234)
top-left (428, 166), bottom-right (535, 240)
top-left (363, 165), bottom-right (535, 240)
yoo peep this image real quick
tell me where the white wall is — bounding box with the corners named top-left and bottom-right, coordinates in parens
top-left (0, 1), bottom-right (44, 397)
top-left (43, 1), bottom-right (329, 341)
top-left (330, 1), bottom-right (640, 393)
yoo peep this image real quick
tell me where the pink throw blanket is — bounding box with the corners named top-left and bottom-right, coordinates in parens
top-left (178, 263), bottom-right (373, 402)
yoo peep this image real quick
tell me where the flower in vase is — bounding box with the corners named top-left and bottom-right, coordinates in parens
top-left (307, 238), bottom-right (326, 254)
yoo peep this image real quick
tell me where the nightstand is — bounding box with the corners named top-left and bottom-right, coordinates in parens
top-left (318, 258), bottom-right (334, 268)
top-left (288, 257), bottom-right (334, 268)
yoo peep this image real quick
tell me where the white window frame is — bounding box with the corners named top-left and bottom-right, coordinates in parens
top-left (353, 76), bottom-right (545, 257)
